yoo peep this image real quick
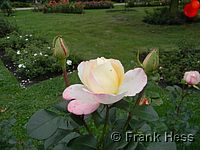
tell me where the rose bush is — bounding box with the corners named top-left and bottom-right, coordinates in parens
top-left (63, 57), bottom-right (147, 115)
top-left (26, 38), bottom-right (198, 150)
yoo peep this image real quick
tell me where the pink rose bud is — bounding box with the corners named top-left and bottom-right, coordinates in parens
top-left (52, 35), bottom-right (69, 60)
top-left (142, 48), bottom-right (159, 74)
top-left (184, 71), bottom-right (200, 85)
top-left (139, 98), bottom-right (150, 106)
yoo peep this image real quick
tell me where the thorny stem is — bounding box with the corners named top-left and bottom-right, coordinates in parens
top-left (99, 105), bottom-right (109, 150)
top-left (123, 87), bottom-right (146, 131)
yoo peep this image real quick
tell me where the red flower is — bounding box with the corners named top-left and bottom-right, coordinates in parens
top-left (184, 3), bottom-right (198, 18)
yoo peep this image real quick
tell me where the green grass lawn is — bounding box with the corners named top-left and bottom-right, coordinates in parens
top-left (1, 6), bottom-right (200, 149)
top-left (10, 6), bottom-right (200, 70)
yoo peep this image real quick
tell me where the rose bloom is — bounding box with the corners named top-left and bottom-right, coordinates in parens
top-left (183, 71), bottom-right (200, 85)
top-left (63, 57), bottom-right (147, 115)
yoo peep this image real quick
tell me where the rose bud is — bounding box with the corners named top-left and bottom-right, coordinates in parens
top-left (52, 35), bottom-right (69, 60)
top-left (139, 98), bottom-right (150, 106)
top-left (183, 71), bottom-right (200, 86)
top-left (142, 48), bottom-right (159, 74)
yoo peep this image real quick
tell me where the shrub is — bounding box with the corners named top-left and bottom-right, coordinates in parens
top-left (159, 40), bottom-right (200, 85)
top-left (33, 3), bottom-right (45, 12)
top-left (43, 2), bottom-right (84, 14)
top-left (0, 33), bottom-right (83, 84)
top-left (0, 0), bottom-right (14, 16)
top-left (11, 2), bottom-right (32, 8)
top-left (143, 7), bottom-right (200, 25)
top-left (82, 1), bottom-right (114, 9)
top-left (139, 41), bottom-right (200, 85)
top-left (127, 0), bottom-right (169, 7)
top-left (0, 17), bottom-right (18, 38)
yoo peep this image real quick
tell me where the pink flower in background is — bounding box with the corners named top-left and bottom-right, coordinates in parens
top-left (184, 71), bottom-right (200, 86)
top-left (63, 57), bottom-right (147, 115)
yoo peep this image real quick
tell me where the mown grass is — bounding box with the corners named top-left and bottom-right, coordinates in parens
top-left (10, 6), bottom-right (200, 69)
top-left (1, 6), bottom-right (200, 149)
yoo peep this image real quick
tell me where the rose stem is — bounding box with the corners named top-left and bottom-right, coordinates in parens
top-left (123, 87), bottom-right (146, 131)
top-left (63, 67), bottom-right (70, 87)
top-left (99, 105), bottom-right (109, 149)
top-left (81, 115), bottom-right (93, 136)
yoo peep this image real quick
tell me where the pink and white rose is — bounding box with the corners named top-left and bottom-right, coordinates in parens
top-left (63, 57), bottom-right (147, 115)
top-left (183, 71), bottom-right (200, 85)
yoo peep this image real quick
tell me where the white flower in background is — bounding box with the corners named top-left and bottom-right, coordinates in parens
top-left (39, 52), bottom-right (43, 56)
top-left (44, 54), bottom-right (48, 57)
top-left (6, 37), bottom-right (10, 39)
top-left (17, 50), bottom-right (21, 55)
top-left (25, 38), bottom-right (28, 41)
top-left (29, 34), bottom-right (32, 37)
top-left (47, 47), bottom-right (51, 50)
top-left (66, 60), bottom-right (72, 65)
top-left (34, 53), bottom-right (37, 56)
top-left (25, 34), bottom-right (28, 36)
top-left (18, 64), bottom-right (26, 68)
top-left (19, 36), bottom-right (22, 38)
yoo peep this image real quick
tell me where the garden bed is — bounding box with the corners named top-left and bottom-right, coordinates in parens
top-left (0, 33), bottom-right (82, 87)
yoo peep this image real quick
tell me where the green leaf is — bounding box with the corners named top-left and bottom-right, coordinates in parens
top-left (60, 132), bottom-right (80, 144)
top-left (44, 129), bottom-right (71, 149)
top-left (111, 99), bottom-right (129, 111)
top-left (133, 106), bottom-right (159, 122)
top-left (129, 119), bottom-right (146, 131)
top-left (138, 123), bottom-right (151, 133)
top-left (54, 101), bottom-right (69, 112)
top-left (104, 131), bottom-right (128, 150)
top-left (113, 119), bottom-right (127, 130)
top-left (69, 114), bottom-right (84, 126)
top-left (109, 108), bottom-right (117, 123)
top-left (58, 117), bottom-right (78, 130)
top-left (125, 141), bottom-right (138, 150)
top-left (146, 136), bottom-right (177, 150)
top-left (92, 111), bottom-right (103, 127)
top-left (68, 135), bottom-right (97, 150)
top-left (27, 109), bottom-right (60, 140)
top-left (52, 144), bottom-right (72, 150)
top-left (8, 138), bottom-right (17, 145)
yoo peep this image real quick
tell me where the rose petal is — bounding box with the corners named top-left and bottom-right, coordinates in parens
top-left (63, 84), bottom-right (97, 103)
top-left (109, 59), bottom-right (124, 87)
top-left (67, 100), bottom-right (100, 115)
top-left (94, 92), bottom-right (126, 104)
top-left (78, 60), bottom-right (105, 93)
top-left (63, 84), bottom-right (126, 105)
top-left (119, 68), bottom-right (147, 96)
top-left (77, 60), bottom-right (97, 88)
top-left (91, 61), bottom-right (119, 94)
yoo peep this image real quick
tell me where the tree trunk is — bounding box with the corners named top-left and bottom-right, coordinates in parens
top-left (169, 0), bottom-right (179, 16)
